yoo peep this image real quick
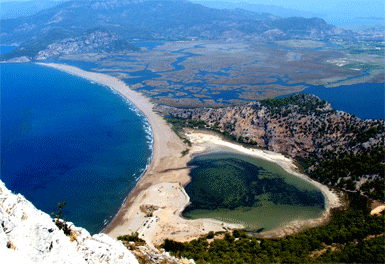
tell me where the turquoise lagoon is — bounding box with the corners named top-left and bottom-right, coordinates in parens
top-left (183, 151), bottom-right (325, 232)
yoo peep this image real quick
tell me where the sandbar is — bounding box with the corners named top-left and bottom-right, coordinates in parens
top-left (37, 62), bottom-right (342, 245)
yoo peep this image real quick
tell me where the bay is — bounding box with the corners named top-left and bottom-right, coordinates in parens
top-left (297, 82), bottom-right (385, 120)
top-left (1, 63), bottom-right (152, 234)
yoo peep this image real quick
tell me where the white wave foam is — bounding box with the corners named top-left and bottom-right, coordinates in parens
top-left (91, 82), bottom-right (155, 234)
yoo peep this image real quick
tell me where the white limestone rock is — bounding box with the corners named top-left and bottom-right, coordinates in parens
top-left (0, 180), bottom-right (138, 264)
top-left (5, 56), bottom-right (31, 62)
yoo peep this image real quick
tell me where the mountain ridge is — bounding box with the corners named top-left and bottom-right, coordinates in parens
top-left (1, 0), bottom-right (354, 60)
top-left (0, 0), bottom-right (65, 19)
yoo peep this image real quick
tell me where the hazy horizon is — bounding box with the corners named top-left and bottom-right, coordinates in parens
top-left (1, 0), bottom-right (383, 27)
top-left (1, 0), bottom-right (384, 11)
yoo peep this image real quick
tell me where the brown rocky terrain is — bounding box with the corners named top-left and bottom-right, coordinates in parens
top-left (158, 94), bottom-right (384, 199)
top-left (161, 94), bottom-right (383, 157)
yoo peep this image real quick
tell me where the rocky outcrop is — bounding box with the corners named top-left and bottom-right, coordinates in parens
top-left (163, 94), bottom-right (384, 159)
top-left (35, 29), bottom-right (138, 60)
top-left (126, 242), bottom-right (195, 264)
top-left (160, 94), bottom-right (384, 199)
top-left (0, 180), bottom-right (139, 264)
top-left (3, 56), bottom-right (31, 63)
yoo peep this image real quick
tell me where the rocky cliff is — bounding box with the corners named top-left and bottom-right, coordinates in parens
top-left (0, 28), bottom-right (139, 62)
top-left (0, 180), bottom-right (139, 264)
top-left (164, 94), bottom-right (384, 158)
top-left (35, 28), bottom-right (138, 60)
top-left (160, 94), bottom-right (384, 199)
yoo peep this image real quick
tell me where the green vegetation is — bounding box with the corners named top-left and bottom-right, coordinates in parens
top-left (118, 232), bottom-right (146, 246)
top-left (165, 116), bottom-right (207, 130)
top-left (350, 124), bottom-right (385, 146)
top-left (259, 94), bottom-right (331, 115)
top-left (161, 206), bottom-right (384, 263)
top-left (206, 231), bottom-right (215, 239)
top-left (181, 149), bottom-right (190, 157)
top-left (51, 202), bottom-right (72, 236)
top-left (168, 94), bottom-right (384, 202)
top-left (164, 116), bottom-right (196, 146)
top-left (161, 95), bottom-right (384, 263)
top-left (306, 146), bottom-right (385, 200)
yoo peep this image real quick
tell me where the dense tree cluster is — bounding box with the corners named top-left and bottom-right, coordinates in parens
top-left (259, 94), bottom-right (331, 115)
top-left (118, 232), bottom-right (146, 246)
top-left (305, 146), bottom-right (385, 200)
top-left (161, 208), bottom-right (384, 263)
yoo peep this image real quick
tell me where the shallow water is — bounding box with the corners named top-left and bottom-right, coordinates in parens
top-left (183, 151), bottom-right (325, 232)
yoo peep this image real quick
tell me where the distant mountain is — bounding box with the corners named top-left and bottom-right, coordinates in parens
top-left (1, 28), bottom-right (139, 61)
top-left (192, 1), bottom-right (319, 19)
top-left (36, 28), bottom-right (139, 59)
top-left (350, 22), bottom-right (385, 40)
top-left (0, 0), bottom-right (354, 60)
top-left (0, 0), bottom-right (65, 19)
top-left (0, 0), bottom-right (277, 44)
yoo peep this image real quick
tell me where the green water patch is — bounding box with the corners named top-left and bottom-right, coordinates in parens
top-left (183, 151), bottom-right (325, 232)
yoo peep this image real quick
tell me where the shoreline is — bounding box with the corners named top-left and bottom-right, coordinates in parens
top-left (185, 130), bottom-right (342, 238)
top-left (185, 130), bottom-right (342, 211)
top-left (186, 129), bottom-right (343, 238)
top-left (37, 62), bottom-right (342, 245)
top-left (36, 62), bottom-right (244, 246)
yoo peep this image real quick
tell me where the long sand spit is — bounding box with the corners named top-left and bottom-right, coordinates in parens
top-left (36, 63), bottom-right (243, 246)
top-left (37, 63), bottom-right (342, 245)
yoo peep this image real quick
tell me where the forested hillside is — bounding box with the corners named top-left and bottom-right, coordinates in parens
top-left (162, 94), bottom-right (385, 200)
top-left (161, 205), bottom-right (384, 263)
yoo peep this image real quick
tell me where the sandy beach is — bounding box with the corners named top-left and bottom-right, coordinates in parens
top-left (36, 63), bottom-right (244, 246)
top-left (37, 62), bottom-right (342, 245)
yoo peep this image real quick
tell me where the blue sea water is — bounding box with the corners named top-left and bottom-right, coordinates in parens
top-left (0, 46), bottom-right (17, 54)
top-left (298, 83), bottom-right (385, 120)
top-left (1, 63), bottom-right (152, 234)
